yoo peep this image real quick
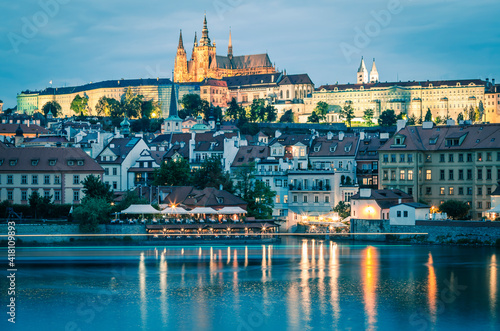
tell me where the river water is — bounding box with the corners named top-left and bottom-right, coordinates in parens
top-left (1, 238), bottom-right (499, 331)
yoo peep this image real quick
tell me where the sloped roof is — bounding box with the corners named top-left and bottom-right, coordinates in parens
top-left (309, 135), bottom-right (359, 157)
top-left (223, 73), bottom-right (281, 88)
top-left (0, 124), bottom-right (49, 136)
top-left (268, 134), bottom-right (313, 147)
top-left (216, 54), bottom-right (273, 70)
top-left (352, 189), bottom-right (413, 200)
top-left (356, 136), bottom-right (384, 161)
top-left (0, 146), bottom-right (103, 173)
top-left (379, 123), bottom-right (500, 151)
top-left (158, 186), bottom-right (247, 209)
top-left (231, 146), bottom-right (269, 167)
top-left (279, 74), bottom-right (314, 86)
top-left (97, 137), bottom-right (142, 164)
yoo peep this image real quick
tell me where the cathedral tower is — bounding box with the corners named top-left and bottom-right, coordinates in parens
top-left (370, 58), bottom-right (379, 83)
top-left (228, 28), bottom-right (233, 60)
top-left (357, 56), bottom-right (369, 84)
top-left (174, 30), bottom-right (188, 82)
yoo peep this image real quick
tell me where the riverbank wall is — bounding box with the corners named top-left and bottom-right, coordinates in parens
top-left (351, 219), bottom-right (500, 245)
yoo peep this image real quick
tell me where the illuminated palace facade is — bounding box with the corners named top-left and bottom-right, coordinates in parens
top-left (174, 14), bottom-right (277, 83)
top-left (303, 58), bottom-right (490, 122)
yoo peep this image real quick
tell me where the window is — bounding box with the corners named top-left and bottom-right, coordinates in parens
top-left (113, 168), bottom-right (117, 176)
top-left (440, 154), bottom-right (445, 162)
top-left (458, 154), bottom-right (464, 162)
top-left (440, 170), bottom-right (445, 180)
top-left (44, 191), bottom-right (50, 199)
top-left (44, 175), bottom-right (50, 185)
top-left (383, 170), bottom-right (388, 180)
top-left (113, 181), bottom-right (117, 189)
top-left (293, 195), bottom-right (297, 203)
top-left (54, 191), bottom-right (60, 201)
top-left (397, 211), bottom-right (401, 217)
top-left (487, 169), bottom-right (492, 180)
top-left (7, 191), bottom-right (13, 201)
top-left (426, 155), bottom-right (432, 163)
top-left (477, 169), bottom-right (483, 180)
top-left (325, 195), bottom-right (330, 203)
top-left (478, 201), bottom-right (482, 209)
top-left (275, 179), bottom-right (282, 187)
top-left (265, 179), bottom-right (270, 187)
top-left (373, 177), bottom-right (378, 185)
top-left (303, 195), bottom-right (308, 203)
top-left (284, 195), bottom-right (288, 203)
top-left (21, 191), bottom-right (27, 201)
top-left (54, 175), bottom-right (60, 184)
top-left (440, 187), bottom-right (445, 195)
top-left (408, 187), bottom-right (413, 196)
top-left (400, 170), bottom-right (405, 180)
top-left (487, 187), bottom-right (492, 195)
top-left (73, 191), bottom-right (80, 201)
top-left (467, 153), bottom-right (472, 162)
top-left (21, 175), bottom-right (27, 184)
top-left (314, 195), bottom-right (319, 203)
top-left (467, 187), bottom-right (473, 195)
top-left (458, 169), bottom-right (464, 180)
top-left (383, 154), bottom-right (388, 162)
top-left (73, 175), bottom-right (80, 185)
top-left (403, 211), bottom-right (408, 217)
top-left (467, 169), bottom-right (472, 180)
top-left (487, 152), bottom-right (492, 161)
top-left (391, 171), bottom-right (396, 180)
top-left (32, 175), bottom-right (38, 185)
top-left (391, 154), bottom-right (396, 163)
top-left (458, 187), bottom-right (464, 195)
top-left (399, 154), bottom-right (405, 163)
top-left (276, 196), bottom-right (280, 204)
top-left (449, 170), bottom-right (454, 180)
top-left (449, 187), bottom-right (454, 195)
top-left (426, 170), bottom-right (432, 180)
top-left (7, 175), bottom-right (13, 184)
top-left (408, 154), bottom-right (413, 163)
top-left (477, 187), bottom-right (482, 196)
top-left (477, 153), bottom-right (482, 162)
top-left (408, 170), bottom-right (413, 181)
top-left (448, 154), bottom-right (454, 162)
top-left (104, 168), bottom-right (109, 175)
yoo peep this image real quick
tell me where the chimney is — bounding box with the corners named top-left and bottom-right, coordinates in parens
top-left (275, 129), bottom-right (282, 138)
top-left (360, 131), bottom-right (365, 140)
top-left (398, 198), bottom-right (402, 204)
top-left (327, 131), bottom-right (333, 140)
top-left (338, 131), bottom-right (345, 141)
top-left (493, 78), bottom-right (496, 86)
top-left (422, 121), bottom-right (434, 129)
top-left (360, 188), bottom-right (371, 198)
top-left (446, 119), bottom-right (455, 126)
top-left (396, 119), bottom-right (406, 132)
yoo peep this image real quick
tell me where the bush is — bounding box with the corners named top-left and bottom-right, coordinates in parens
top-left (438, 200), bottom-right (470, 220)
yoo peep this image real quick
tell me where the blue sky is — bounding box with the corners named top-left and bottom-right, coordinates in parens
top-left (1, 0), bottom-right (499, 108)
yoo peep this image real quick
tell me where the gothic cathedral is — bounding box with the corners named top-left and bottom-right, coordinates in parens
top-left (174, 14), bottom-right (277, 83)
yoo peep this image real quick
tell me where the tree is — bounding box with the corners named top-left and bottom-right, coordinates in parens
top-left (122, 87), bottom-right (143, 118)
top-left (29, 191), bottom-right (52, 219)
top-left (42, 101), bottom-right (61, 117)
top-left (307, 111), bottom-right (320, 123)
top-left (113, 190), bottom-right (149, 214)
top-left (74, 197), bottom-right (112, 233)
top-left (153, 158), bottom-right (192, 186)
top-left (265, 104), bottom-right (277, 122)
top-left (180, 94), bottom-right (204, 119)
top-left (234, 163), bottom-right (276, 219)
top-left (81, 175), bottom-right (113, 203)
top-left (70, 94), bottom-right (89, 116)
top-left (478, 101), bottom-right (484, 122)
top-left (226, 98), bottom-right (243, 120)
top-left (457, 112), bottom-right (464, 122)
top-left (434, 116), bottom-right (443, 124)
top-left (407, 114), bottom-right (417, 125)
top-left (250, 99), bottom-right (265, 122)
top-left (340, 103), bottom-right (355, 128)
top-left (95, 96), bottom-right (111, 116)
top-left (280, 109), bottom-right (294, 123)
top-left (314, 101), bottom-right (329, 119)
top-left (438, 200), bottom-right (470, 220)
top-left (424, 108), bottom-right (433, 122)
top-left (363, 108), bottom-right (374, 126)
top-left (378, 109), bottom-right (397, 127)
top-left (141, 100), bottom-right (160, 119)
top-left (333, 201), bottom-right (350, 220)
top-left (192, 156), bottom-right (233, 192)
top-left (107, 98), bottom-right (123, 118)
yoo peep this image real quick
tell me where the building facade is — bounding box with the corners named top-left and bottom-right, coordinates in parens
top-left (378, 122), bottom-right (500, 219)
top-left (0, 143), bottom-right (103, 204)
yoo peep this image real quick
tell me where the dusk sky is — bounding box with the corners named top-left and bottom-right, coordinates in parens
top-left (1, 0), bottom-right (499, 108)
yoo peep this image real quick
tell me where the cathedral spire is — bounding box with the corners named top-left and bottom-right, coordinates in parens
top-left (357, 56), bottom-right (368, 84)
top-left (193, 31), bottom-right (198, 47)
top-left (199, 13), bottom-right (211, 46)
top-left (370, 58), bottom-right (379, 83)
top-left (228, 28), bottom-right (233, 58)
top-left (177, 30), bottom-right (184, 50)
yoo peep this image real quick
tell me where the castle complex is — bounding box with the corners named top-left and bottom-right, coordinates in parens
top-left (174, 14), bottom-right (277, 83)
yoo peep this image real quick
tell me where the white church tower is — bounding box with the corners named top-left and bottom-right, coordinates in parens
top-left (369, 58), bottom-right (379, 83)
top-left (357, 57), bottom-right (369, 84)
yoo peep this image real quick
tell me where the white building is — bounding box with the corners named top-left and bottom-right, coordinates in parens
top-left (389, 202), bottom-right (430, 225)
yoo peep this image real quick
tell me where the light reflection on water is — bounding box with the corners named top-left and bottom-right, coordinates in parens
top-left (6, 240), bottom-right (500, 331)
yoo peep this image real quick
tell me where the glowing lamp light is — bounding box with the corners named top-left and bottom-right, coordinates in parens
top-left (365, 206), bottom-right (375, 215)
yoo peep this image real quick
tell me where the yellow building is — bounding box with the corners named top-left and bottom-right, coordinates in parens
top-left (485, 82), bottom-right (500, 123)
top-left (174, 15), bottom-right (276, 83)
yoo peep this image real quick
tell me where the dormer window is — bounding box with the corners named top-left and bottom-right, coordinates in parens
top-left (31, 159), bottom-right (39, 166)
top-left (9, 159), bottom-right (17, 166)
top-left (68, 160), bottom-right (75, 166)
top-left (344, 145), bottom-right (352, 152)
top-left (77, 160), bottom-right (84, 166)
top-left (0, 159), bottom-right (3, 166)
top-left (49, 159), bottom-right (57, 166)
top-left (314, 146), bottom-right (320, 152)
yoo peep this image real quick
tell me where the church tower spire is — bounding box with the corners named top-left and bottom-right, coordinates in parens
top-left (228, 28), bottom-right (233, 59)
top-left (199, 13), bottom-right (211, 46)
top-left (369, 58), bottom-right (379, 83)
top-left (357, 56), bottom-right (368, 84)
top-left (177, 30), bottom-right (184, 50)
top-left (174, 29), bottom-right (188, 82)
top-left (193, 31), bottom-right (198, 47)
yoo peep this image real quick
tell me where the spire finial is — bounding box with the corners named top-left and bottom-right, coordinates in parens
top-left (177, 29), bottom-right (184, 49)
top-left (200, 13), bottom-right (211, 46)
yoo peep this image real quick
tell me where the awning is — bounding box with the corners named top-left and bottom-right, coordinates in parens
top-left (121, 204), bottom-right (160, 214)
top-left (486, 204), bottom-right (500, 214)
top-left (189, 207), bottom-right (218, 214)
top-left (217, 206), bottom-right (247, 214)
top-left (161, 206), bottom-right (189, 215)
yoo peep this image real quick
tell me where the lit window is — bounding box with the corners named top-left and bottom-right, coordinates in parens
top-left (426, 170), bottom-right (432, 180)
